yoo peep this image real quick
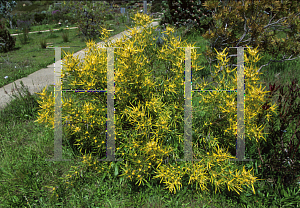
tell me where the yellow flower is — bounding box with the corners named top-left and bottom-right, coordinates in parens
top-left (33, 12), bottom-right (264, 197)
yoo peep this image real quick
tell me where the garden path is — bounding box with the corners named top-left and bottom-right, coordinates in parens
top-left (10, 27), bottom-right (78, 36)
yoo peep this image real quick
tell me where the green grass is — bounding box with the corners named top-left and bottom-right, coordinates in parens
top-left (1, 19), bottom-right (300, 207)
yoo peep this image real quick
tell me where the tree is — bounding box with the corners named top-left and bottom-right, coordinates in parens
top-left (159, 0), bottom-right (217, 36)
top-left (150, 0), bottom-right (164, 13)
top-left (200, 0), bottom-right (300, 75)
top-left (0, 0), bottom-right (16, 29)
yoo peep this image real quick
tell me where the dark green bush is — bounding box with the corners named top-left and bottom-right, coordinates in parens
top-left (255, 78), bottom-right (300, 188)
top-left (150, 0), bottom-right (164, 13)
top-left (40, 39), bottom-right (47, 49)
top-left (159, 0), bottom-right (215, 35)
top-left (75, 3), bottom-right (106, 41)
top-left (0, 19), bottom-right (16, 53)
top-left (64, 12), bottom-right (77, 24)
top-left (34, 13), bottom-right (47, 24)
top-left (106, 13), bottom-right (114, 21)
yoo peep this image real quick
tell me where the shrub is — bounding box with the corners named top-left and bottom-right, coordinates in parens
top-left (75, 2), bottom-right (107, 41)
top-left (254, 78), bottom-right (300, 188)
top-left (0, 19), bottom-right (16, 53)
top-left (151, 0), bottom-right (165, 13)
top-left (40, 39), bottom-right (47, 49)
top-left (41, 18), bottom-right (49, 25)
top-left (62, 29), bottom-right (69, 42)
top-left (34, 12), bottom-right (275, 198)
top-left (47, 4), bottom-right (54, 15)
top-left (106, 13), bottom-right (114, 20)
top-left (159, 0), bottom-right (214, 35)
top-left (11, 14), bottom-right (17, 28)
top-left (51, 10), bottom-right (61, 22)
top-left (64, 13), bottom-right (76, 24)
top-left (34, 12), bottom-right (47, 24)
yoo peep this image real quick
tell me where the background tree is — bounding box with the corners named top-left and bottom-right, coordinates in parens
top-left (159, 0), bottom-right (216, 36)
top-left (200, 0), bottom-right (300, 75)
top-left (150, 0), bottom-right (164, 13)
top-left (0, 0), bottom-right (16, 29)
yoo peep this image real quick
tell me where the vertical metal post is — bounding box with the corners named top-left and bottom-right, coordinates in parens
top-left (176, 47), bottom-right (201, 162)
top-left (144, 1), bottom-right (147, 14)
top-left (98, 47), bottom-right (122, 162)
top-left (46, 47), bottom-right (71, 162)
top-left (229, 47), bottom-right (252, 162)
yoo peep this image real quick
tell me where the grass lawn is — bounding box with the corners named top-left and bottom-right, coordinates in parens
top-left (1, 15), bottom-right (300, 207)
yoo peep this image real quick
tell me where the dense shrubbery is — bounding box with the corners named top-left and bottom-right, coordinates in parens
top-left (159, 0), bottom-right (215, 36)
top-left (150, 0), bottom-right (164, 13)
top-left (51, 10), bottom-right (61, 23)
top-left (11, 3), bottom-right (77, 29)
top-left (72, 1), bottom-right (110, 41)
top-left (252, 78), bottom-right (300, 188)
top-left (7, 1), bottom-right (116, 32)
top-left (34, 12), bottom-right (46, 24)
top-left (0, 18), bottom-right (16, 52)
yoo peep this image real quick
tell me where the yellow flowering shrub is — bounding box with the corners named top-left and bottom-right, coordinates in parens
top-left (193, 46), bottom-right (278, 156)
top-left (35, 12), bottom-right (277, 197)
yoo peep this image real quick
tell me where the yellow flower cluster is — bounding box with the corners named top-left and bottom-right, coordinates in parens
top-left (35, 11), bottom-right (273, 196)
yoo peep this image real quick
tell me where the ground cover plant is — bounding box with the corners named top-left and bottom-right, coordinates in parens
top-left (1, 9), bottom-right (300, 208)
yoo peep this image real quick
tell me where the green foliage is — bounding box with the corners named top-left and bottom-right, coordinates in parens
top-left (19, 27), bottom-right (29, 45)
top-left (61, 29), bottom-right (69, 42)
top-left (159, 0), bottom-right (215, 36)
top-left (63, 12), bottom-right (76, 24)
top-left (150, 0), bottom-right (164, 13)
top-left (2, 81), bottom-right (39, 121)
top-left (46, 28), bottom-right (58, 39)
top-left (201, 0), bottom-right (300, 75)
top-left (256, 78), bottom-right (300, 188)
top-left (0, 0), bottom-right (16, 19)
top-left (63, 1), bottom-right (108, 42)
top-left (105, 13), bottom-right (114, 21)
top-left (39, 38), bottom-right (46, 49)
top-left (0, 18), bottom-right (16, 52)
top-left (34, 12), bottom-right (46, 24)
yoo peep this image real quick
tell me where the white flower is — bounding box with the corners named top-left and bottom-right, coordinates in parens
top-left (4, 76), bottom-right (8, 79)
top-left (15, 66), bottom-right (16, 68)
